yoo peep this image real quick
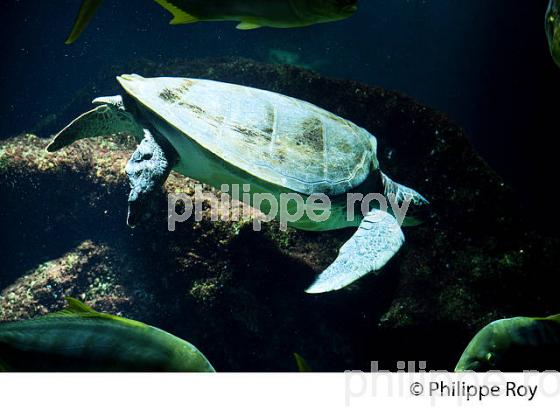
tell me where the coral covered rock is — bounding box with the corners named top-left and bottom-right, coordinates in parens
top-left (1, 58), bottom-right (558, 371)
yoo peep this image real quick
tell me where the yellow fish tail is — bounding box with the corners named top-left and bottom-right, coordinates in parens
top-left (153, 0), bottom-right (199, 25)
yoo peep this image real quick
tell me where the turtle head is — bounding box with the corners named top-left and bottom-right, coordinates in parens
top-left (125, 130), bottom-right (173, 227)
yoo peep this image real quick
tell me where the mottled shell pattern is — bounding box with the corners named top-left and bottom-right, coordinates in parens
top-left (118, 74), bottom-right (378, 196)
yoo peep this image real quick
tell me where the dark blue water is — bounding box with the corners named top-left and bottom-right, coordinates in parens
top-left (1, 0), bottom-right (557, 202)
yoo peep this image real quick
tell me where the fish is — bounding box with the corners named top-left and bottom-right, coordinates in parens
top-left (454, 314), bottom-right (560, 372)
top-left (546, 0), bottom-right (560, 67)
top-left (65, 0), bottom-right (358, 44)
top-left (0, 297), bottom-right (215, 372)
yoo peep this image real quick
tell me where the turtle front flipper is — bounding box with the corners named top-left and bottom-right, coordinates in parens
top-left (305, 209), bottom-right (405, 294)
top-left (47, 99), bottom-right (143, 152)
top-left (126, 129), bottom-right (177, 227)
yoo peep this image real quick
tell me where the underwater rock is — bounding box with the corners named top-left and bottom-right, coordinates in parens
top-left (1, 58), bottom-right (559, 371)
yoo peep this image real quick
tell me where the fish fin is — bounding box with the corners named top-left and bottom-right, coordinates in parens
top-left (236, 22), bottom-right (262, 30)
top-left (65, 0), bottom-right (105, 44)
top-left (294, 353), bottom-right (312, 372)
top-left (544, 313), bottom-right (560, 322)
top-left (44, 297), bottom-right (98, 317)
top-left (532, 313), bottom-right (560, 323)
top-left (305, 209), bottom-right (404, 293)
top-left (64, 297), bottom-right (97, 314)
top-left (153, 0), bottom-right (199, 25)
top-left (47, 297), bottom-right (146, 329)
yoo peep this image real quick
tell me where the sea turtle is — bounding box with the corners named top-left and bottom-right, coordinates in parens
top-left (47, 75), bottom-right (429, 293)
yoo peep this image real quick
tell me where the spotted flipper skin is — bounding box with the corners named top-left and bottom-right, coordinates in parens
top-left (47, 103), bottom-right (142, 152)
top-left (305, 209), bottom-right (405, 293)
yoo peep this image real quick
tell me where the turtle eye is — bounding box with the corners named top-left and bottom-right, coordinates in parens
top-left (141, 152), bottom-right (153, 161)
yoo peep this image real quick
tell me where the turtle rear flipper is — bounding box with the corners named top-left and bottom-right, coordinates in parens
top-left (381, 171), bottom-right (429, 226)
top-left (47, 102), bottom-right (143, 152)
top-left (305, 209), bottom-right (405, 294)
